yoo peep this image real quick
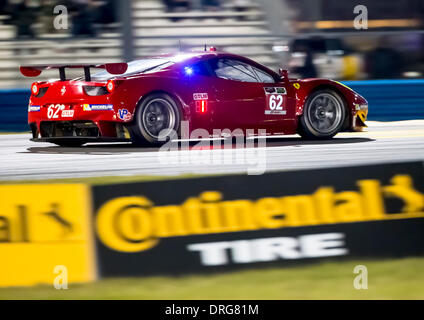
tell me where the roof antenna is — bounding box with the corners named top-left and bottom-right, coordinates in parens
top-left (204, 44), bottom-right (207, 51)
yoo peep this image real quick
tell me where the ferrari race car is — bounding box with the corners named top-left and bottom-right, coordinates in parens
top-left (21, 49), bottom-right (368, 147)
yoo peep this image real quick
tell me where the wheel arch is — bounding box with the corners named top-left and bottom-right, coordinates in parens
top-left (132, 89), bottom-right (187, 124)
top-left (127, 89), bottom-right (185, 145)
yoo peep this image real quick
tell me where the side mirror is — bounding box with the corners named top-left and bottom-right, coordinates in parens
top-left (279, 68), bottom-right (289, 83)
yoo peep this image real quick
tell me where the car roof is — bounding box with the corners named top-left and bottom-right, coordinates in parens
top-left (147, 50), bottom-right (279, 77)
top-left (147, 51), bottom-right (240, 63)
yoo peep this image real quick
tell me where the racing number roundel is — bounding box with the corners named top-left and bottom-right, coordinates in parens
top-left (269, 95), bottom-right (283, 111)
top-left (265, 87), bottom-right (287, 115)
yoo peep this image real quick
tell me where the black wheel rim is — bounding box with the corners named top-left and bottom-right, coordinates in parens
top-left (308, 93), bottom-right (342, 134)
top-left (141, 98), bottom-right (176, 139)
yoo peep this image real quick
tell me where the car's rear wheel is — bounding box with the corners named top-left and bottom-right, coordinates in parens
top-left (129, 93), bottom-right (180, 146)
top-left (298, 89), bottom-right (346, 139)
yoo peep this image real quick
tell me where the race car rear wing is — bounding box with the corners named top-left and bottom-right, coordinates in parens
top-left (19, 63), bottom-right (128, 81)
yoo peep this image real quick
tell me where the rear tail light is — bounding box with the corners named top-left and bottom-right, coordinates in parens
top-left (31, 83), bottom-right (39, 95)
top-left (106, 80), bottom-right (115, 93)
top-left (31, 83), bottom-right (48, 97)
top-left (85, 80), bottom-right (121, 95)
top-left (83, 86), bottom-right (109, 96)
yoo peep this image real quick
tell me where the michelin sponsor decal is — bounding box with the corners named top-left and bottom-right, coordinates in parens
top-left (28, 105), bottom-right (41, 112)
top-left (83, 104), bottom-right (114, 111)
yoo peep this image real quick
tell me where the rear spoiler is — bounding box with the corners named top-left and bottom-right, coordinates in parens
top-left (19, 63), bottom-right (128, 81)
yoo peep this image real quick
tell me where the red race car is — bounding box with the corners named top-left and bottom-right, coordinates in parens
top-left (21, 49), bottom-right (368, 147)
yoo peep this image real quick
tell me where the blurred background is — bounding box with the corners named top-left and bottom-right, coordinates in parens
top-left (0, 0), bottom-right (423, 89)
top-left (1, 0), bottom-right (424, 299)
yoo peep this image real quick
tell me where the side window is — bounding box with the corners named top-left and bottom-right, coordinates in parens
top-left (211, 59), bottom-right (259, 83)
top-left (253, 67), bottom-right (275, 83)
top-left (190, 61), bottom-right (211, 76)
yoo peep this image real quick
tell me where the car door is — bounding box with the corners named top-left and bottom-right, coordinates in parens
top-left (182, 60), bottom-right (220, 133)
top-left (207, 58), bottom-right (268, 132)
top-left (250, 66), bottom-right (296, 134)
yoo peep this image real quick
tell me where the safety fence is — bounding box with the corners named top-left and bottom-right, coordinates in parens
top-left (1, 79), bottom-right (424, 132)
top-left (1, 161), bottom-right (423, 287)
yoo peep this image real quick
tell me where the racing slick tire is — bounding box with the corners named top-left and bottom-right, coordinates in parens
top-left (298, 89), bottom-right (347, 139)
top-left (129, 93), bottom-right (181, 146)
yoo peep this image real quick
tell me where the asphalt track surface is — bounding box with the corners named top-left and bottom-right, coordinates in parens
top-left (0, 120), bottom-right (423, 181)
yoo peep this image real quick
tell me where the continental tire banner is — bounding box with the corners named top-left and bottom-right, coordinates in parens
top-left (0, 184), bottom-right (96, 287)
top-left (92, 162), bottom-right (424, 277)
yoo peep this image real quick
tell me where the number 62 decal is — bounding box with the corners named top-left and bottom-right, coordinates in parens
top-left (265, 91), bottom-right (287, 115)
top-left (47, 104), bottom-right (64, 119)
top-left (269, 95), bottom-right (283, 110)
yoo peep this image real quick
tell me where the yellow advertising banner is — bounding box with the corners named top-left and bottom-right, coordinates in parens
top-left (0, 184), bottom-right (96, 287)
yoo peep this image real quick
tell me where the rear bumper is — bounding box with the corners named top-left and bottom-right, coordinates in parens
top-left (27, 100), bottom-right (135, 139)
top-left (29, 119), bottom-right (132, 142)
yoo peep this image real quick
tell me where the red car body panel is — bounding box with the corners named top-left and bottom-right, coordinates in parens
top-left (23, 51), bottom-right (368, 143)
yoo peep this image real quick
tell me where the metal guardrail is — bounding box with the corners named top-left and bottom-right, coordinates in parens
top-left (1, 80), bottom-right (423, 132)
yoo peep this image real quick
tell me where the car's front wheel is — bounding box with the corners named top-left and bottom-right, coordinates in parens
top-left (298, 89), bottom-right (346, 139)
top-left (129, 93), bottom-right (181, 146)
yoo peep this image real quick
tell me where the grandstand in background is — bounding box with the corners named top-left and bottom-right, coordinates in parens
top-left (0, 0), bottom-right (289, 89)
top-left (0, 0), bottom-right (423, 88)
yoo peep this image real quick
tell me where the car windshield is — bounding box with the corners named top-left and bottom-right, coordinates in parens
top-left (91, 58), bottom-right (175, 80)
